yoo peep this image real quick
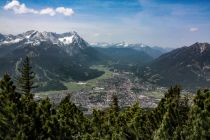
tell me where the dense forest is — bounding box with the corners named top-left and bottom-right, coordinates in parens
top-left (0, 57), bottom-right (210, 140)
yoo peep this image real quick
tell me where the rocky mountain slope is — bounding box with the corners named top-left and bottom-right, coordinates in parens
top-left (143, 42), bottom-right (210, 89)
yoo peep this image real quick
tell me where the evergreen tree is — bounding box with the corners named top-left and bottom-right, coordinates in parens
top-left (34, 98), bottom-right (60, 140)
top-left (0, 74), bottom-right (21, 139)
top-left (153, 86), bottom-right (187, 140)
top-left (111, 94), bottom-right (120, 113)
top-left (57, 94), bottom-right (89, 139)
top-left (182, 89), bottom-right (210, 140)
top-left (15, 57), bottom-right (37, 139)
top-left (125, 103), bottom-right (147, 140)
top-left (17, 56), bottom-right (36, 96)
top-left (91, 109), bottom-right (108, 139)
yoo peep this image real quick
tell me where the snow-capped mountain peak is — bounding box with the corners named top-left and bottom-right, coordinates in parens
top-left (196, 42), bottom-right (209, 53)
top-left (0, 30), bottom-right (89, 48)
top-left (0, 30), bottom-right (90, 56)
top-left (190, 42), bottom-right (210, 54)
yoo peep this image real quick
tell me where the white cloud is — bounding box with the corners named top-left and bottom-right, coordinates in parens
top-left (40, 8), bottom-right (56, 16)
top-left (3, 0), bottom-right (74, 16)
top-left (4, 0), bottom-right (38, 14)
top-left (189, 27), bottom-right (199, 32)
top-left (56, 7), bottom-right (74, 16)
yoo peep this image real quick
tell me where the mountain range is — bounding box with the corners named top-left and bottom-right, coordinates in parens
top-left (0, 30), bottom-right (104, 91)
top-left (91, 42), bottom-right (170, 58)
top-left (92, 42), bottom-right (169, 72)
top-left (1, 30), bottom-right (210, 91)
top-left (143, 42), bottom-right (210, 89)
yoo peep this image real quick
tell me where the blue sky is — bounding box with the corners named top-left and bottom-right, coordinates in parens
top-left (0, 0), bottom-right (210, 48)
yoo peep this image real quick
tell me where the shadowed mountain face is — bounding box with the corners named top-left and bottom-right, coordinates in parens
top-left (95, 47), bottom-right (153, 65)
top-left (0, 31), bottom-right (104, 91)
top-left (92, 43), bottom-right (168, 72)
top-left (144, 42), bottom-right (210, 89)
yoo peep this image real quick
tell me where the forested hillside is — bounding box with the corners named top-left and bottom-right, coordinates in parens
top-left (1, 57), bottom-right (210, 140)
top-left (138, 43), bottom-right (210, 89)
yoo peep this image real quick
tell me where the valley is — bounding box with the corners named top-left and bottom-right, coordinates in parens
top-left (35, 65), bottom-right (190, 114)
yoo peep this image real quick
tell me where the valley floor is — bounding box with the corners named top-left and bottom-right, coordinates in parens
top-left (35, 65), bottom-right (191, 114)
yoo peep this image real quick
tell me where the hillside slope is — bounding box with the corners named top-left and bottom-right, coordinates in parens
top-left (143, 42), bottom-right (210, 89)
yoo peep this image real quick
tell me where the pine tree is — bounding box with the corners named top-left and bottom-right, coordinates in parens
top-left (15, 57), bottom-right (37, 139)
top-left (0, 74), bottom-right (21, 139)
top-left (17, 56), bottom-right (36, 96)
top-left (91, 109), bottom-right (107, 138)
top-left (146, 95), bottom-right (167, 136)
top-left (0, 73), bottom-right (21, 103)
top-left (111, 94), bottom-right (119, 113)
top-left (153, 86), bottom-right (184, 140)
top-left (182, 89), bottom-right (210, 140)
top-left (125, 103), bottom-right (147, 140)
top-left (34, 98), bottom-right (60, 140)
top-left (57, 94), bottom-right (89, 139)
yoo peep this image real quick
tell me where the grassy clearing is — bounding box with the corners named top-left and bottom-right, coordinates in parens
top-left (144, 91), bottom-right (165, 99)
top-left (90, 65), bottom-right (113, 80)
top-left (35, 90), bottom-right (68, 97)
top-left (35, 65), bottom-right (113, 96)
top-left (64, 65), bottom-right (113, 91)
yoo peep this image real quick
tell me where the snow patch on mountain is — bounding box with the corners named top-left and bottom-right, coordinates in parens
top-left (116, 42), bottom-right (129, 47)
top-left (91, 42), bottom-right (150, 48)
top-left (200, 43), bottom-right (208, 53)
top-left (2, 38), bottom-right (23, 44)
top-left (58, 36), bottom-right (74, 44)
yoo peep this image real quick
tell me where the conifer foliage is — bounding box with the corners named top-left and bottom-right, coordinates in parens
top-left (17, 56), bottom-right (36, 95)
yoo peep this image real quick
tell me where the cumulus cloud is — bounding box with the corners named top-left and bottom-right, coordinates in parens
top-left (56, 7), bottom-right (74, 16)
top-left (4, 0), bottom-right (38, 14)
top-left (3, 0), bottom-right (74, 16)
top-left (40, 8), bottom-right (56, 16)
top-left (189, 27), bottom-right (199, 32)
